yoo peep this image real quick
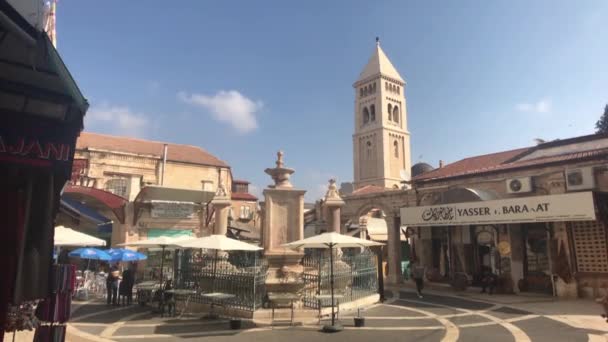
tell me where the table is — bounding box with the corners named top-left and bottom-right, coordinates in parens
top-left (165, 289), bottom-right (198, 318)
top-left (316, 294), bottom-right (344, 324)
top-left (201, 292), bottom-right (236, 319)
top-left (135, 281), bottom-right (160, 306)
top-left (268, 293), bottom-right (300, 326)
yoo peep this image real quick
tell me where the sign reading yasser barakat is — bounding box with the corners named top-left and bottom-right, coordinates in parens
top-left (400, 192), bottom-right (596, 227)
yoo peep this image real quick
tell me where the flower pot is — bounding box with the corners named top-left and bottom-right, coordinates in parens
top-left (229, 319), bottom-right (242, 330)
top-left (354, 317), bottom-right (365, 327)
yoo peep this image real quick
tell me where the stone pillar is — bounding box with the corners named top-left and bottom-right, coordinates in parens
top-left (324, 179), bottom-right (344, 233)
top-left (387, 215), bottom-right (403, 284)
top-left (211, 179), bottom-right (231, 236)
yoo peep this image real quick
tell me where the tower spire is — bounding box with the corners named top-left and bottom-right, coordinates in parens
top-left (376, 36), bottom-right (380, 46)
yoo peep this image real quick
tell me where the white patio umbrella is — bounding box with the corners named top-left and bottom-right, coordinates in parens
top-left (282, 232), bottom-right (384, 332)
top-left (119, 236), bottom-right (195, 288)
top-left (175, 235), bottom-right (262, 292)
top-left (54, 226), bottom-right (107, 247)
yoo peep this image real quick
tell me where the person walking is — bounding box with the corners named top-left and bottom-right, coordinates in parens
top-left (411, 261), bottom-right (425, 299)
top-left (480, 267), bottom-right (497, 295)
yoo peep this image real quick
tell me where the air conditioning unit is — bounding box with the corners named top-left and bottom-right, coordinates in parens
top-left (566, 167), bottom-right (595, 191)
top-left (506, 177), bottom-right (533, 194)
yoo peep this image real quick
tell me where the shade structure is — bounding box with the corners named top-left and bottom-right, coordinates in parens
top-left (175, 235), bottom-right (262, 251)
top-left (117, 236), bottom-right (193, 248)
top-left (68, 247), bottom-right (113, 261)
top-left (54, 226), bottom-right (107, 247)
top-left (107, 248), bottom-right (147, 262)
top-left (282, 232), bottom-right (384, 249)
top-left (282, 232), bottom-right (384, 332)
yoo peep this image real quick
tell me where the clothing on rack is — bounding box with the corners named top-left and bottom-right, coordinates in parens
top-left (34, 325), bottom-right (66, 342)
top-left (35, 294), bottom-right (71, 323)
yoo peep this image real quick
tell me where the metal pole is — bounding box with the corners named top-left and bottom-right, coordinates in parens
top-left (159, 246), bottom-right (165, 289)
top-left (330, 244), bottom-right (335, 326)
top-left (212, 249), bottom-right (218, 293)
top-left (377, 246), bottom-right (385, 302)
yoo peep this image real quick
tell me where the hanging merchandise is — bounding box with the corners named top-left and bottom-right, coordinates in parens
top-left (33, 264), bottom-right (76, 342)
top-left (2, 301), bottom-right (40, 332)
top-left (34, 325), bottom-right (66, 342)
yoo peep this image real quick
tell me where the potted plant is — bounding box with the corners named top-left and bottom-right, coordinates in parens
top-left (354, 308), bottom-right (365, 327)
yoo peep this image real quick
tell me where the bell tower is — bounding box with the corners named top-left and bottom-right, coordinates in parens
top-left (352, 38), bottom-right (412, 190)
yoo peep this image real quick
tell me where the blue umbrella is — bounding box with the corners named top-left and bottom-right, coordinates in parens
top-left (107, 248), bottom-right (147, 262)
top-left (68, 247), bottom-right (113, 261)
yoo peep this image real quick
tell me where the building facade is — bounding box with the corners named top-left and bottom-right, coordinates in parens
top-left (59, 132), bottom-right (233, 246)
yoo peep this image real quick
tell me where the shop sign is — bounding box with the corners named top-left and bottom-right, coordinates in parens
top-left (151, 201), bottom-right (196, 219)
top-left (0, 114), bottom-right (78, 175)
top-left (400, 192), bottom-right (596, 227)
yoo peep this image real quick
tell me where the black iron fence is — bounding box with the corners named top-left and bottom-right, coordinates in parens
top-left (174, 250), bottom-right (268, 312)
top-left (302, 248), bottom-right (378, 309)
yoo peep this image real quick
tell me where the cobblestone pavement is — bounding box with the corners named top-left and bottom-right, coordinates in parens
top-left (66, 290), bottom-right (608, 342)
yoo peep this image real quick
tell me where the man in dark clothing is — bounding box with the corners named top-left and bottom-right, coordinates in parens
top-left (480, 268), bottom-right (497, 294)
top-left (411, 262), bottom-right (425, 299)
top-left (106, 265), bottom-right (120, 305)
top-left (119, 266), bottom-right (135, 305)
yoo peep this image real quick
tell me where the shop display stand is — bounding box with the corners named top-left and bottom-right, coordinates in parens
top-left (34, 264), bottom-right (75, 342)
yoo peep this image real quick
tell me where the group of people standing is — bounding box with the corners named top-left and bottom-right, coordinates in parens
top-left (106, 264), bottom-right (135, 306)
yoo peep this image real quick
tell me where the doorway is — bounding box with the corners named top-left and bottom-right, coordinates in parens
top-left (522, 223), bottom-right (552, 294)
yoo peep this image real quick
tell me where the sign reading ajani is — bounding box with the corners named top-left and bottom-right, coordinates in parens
top-left (401, 192), bottom-right (596, 227)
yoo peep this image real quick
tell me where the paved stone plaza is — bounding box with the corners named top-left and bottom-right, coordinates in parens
top-left (62, 289), bottom-right (608, 342)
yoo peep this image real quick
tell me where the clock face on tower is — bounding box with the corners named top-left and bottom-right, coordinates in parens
top-left (509, 179), bottom-right (522, 192)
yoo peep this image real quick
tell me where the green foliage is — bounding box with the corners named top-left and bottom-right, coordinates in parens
top-left (595, 104), bottom-right (608, 134)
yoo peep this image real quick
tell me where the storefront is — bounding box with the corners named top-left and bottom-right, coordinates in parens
top-left (0, 2), bottom-right (88, 338)
top-left (401, 191), bottom-right (599, 296)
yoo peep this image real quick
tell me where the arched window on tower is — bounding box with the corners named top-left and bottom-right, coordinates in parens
top-left (393, 105), bottom-right (400, 123)
top-left (385, 82), bottom-right (389, 91)
top-left (397, 86), bottom-right (400, 94)
top-left (363, 87), bottom-right (368, 97)
top-left (372, 83), bottom-right (376, 93)
top-left (363, 107), bottom-right (370, 124)
top-left (393, 140), bottom-right (399, 158)
top-left (370, 105), bottom-right (376, 121)
top-left (387, 104), bottom-right (393, 121)
top-left (360, 88), bottom-right (363, 98)
top-left (366, 141), bottom-right (372, 159)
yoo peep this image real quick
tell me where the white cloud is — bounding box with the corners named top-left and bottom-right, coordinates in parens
top-left (178, 90), bottom-right (262, 134)
top-left (516, 98), bottom-right (552, 114)
top-left (86, 103), bottom-right (150, 137)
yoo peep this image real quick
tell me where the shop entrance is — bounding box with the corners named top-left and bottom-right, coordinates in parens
top-left (522, 223), bottom-right (552, 294)
top-left (431, 227), bottom-right (450, 281)
top-left (472, 226), bottom-right (497, 285)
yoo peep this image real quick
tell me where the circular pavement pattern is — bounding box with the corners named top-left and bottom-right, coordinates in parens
top-left (68, 290), bottom-right (608, 342)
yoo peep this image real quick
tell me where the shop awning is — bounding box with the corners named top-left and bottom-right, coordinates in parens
top-left (364, 217), bottom-right (406, 241)
top-left (60, 197), bottom-right (112, 233)
top-left (63, 185), bottom-right (127, 223)
top-left (401, 191), bottom-right (597, 227)
top-left (133, 186), bottom-right (215, 225)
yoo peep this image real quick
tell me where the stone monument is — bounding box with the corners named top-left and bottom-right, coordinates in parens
top-left (211, 179), bottom-right (231, 236)
top-left (262, 151), bottom-right (306, 295)
top-left (324, 178), bottom-right (344, 233)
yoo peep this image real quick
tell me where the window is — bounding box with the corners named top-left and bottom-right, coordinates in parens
top-left (385, 82), bottom-right (389, 90)
top-left (394, 140), bottom-right (399, 158)
top-left (393, 105), bottom-right (400, 123)
top-left (359, 88), bottom-right (363, 97)
top-left (572, 221), bottom-right (608, 273)
top-left (363, 107), bottom-right (370, 123)
top-left (363, 87), bottom-right (368, 96)
top-left (105, 178), bottom-right (129, 198)
top-left (387, 104), bottom-right (392, 120)
top-left (397, 86), bottom-right (400, 94)
top-left (366, 141), bottom-right (372, 159)
top-left (372, 83), bottom-right (376, 93)
top-left (240, 206), bottom-right (252, 219)
top-left (370, 104), bottom-right (376, 121)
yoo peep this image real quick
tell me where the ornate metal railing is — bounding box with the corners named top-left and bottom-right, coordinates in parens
top-left (174, 250), bottom-right (268, 312)
top-left (302, 249), bottom-right (378, 309)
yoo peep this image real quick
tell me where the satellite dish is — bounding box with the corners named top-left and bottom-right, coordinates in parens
top-left (400, 169), bottom-right (408, 180)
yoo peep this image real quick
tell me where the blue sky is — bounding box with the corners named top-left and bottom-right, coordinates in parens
top-left (57, 1), bottom-right (608, 201)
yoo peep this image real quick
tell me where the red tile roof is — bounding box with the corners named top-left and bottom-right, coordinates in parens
top-left (231, 192), bottom-right (258, 201)
top-left (414, 144), bottom-right (608, 183)
top-left (76, 132), bottom-right (229, 168)
top-left (351, 185), bottom-right (389, 195)
top-left (413, 148), bottom-right (529, 182)
top-left (233, 180), bottom-right (250, 184)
